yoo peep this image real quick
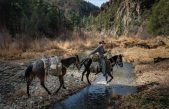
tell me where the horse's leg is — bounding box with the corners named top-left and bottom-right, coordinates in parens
top-left (40, 80), bottom-right (51, 95)
top-left (107, 72), bottom-right (113, 83)
top-left (61, 67), bottom-right (66, 89)
top-left (81, 68), bottom-right (87, 81)
top-left (55, 76), bottom-right (63, 94)
top-left (25, 64), bottom-right (33, 97)
top-left (86, 69), bottom-right (91, 85)
top-left (26, 78), bottom-right (33, 97)
top-left (39, 69), bottom-right (51, 95)
top-left (105, 74), bottom-right (108, 82)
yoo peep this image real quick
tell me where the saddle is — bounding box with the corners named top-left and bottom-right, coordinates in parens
top-left (90, 54), bottom-right (100, 62)
top-left (40, 56), bottom-right (62, 76)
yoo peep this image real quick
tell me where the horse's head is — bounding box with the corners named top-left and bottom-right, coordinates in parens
top-left (116, 54), bottom-right (123, 67)
top-left (74, 55), bottom-right (80, 70)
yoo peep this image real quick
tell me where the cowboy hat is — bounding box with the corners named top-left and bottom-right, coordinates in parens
top-left (99, 40), bottom-right (106, 44)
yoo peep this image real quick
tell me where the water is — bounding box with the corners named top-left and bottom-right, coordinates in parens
top-left (49, 63), bottom-right (137, 109)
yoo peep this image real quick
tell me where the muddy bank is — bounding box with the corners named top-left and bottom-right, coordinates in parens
top-left (0, 60), bottom-right (96, 109)
top-left (134, 60), bottom-right (169, 86)
top-left (119, 59), bottom-right (169, 109)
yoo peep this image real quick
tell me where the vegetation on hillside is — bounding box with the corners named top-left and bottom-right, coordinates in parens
top-left (148, 0), bottom-right (169, 36)
top-left (0, 0), bottom-right (99, 37)
top-left (83, 0), bottom-right (169, 36)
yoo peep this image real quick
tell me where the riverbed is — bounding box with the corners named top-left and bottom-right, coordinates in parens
top-left (49, 63), bottom-right (137, 109)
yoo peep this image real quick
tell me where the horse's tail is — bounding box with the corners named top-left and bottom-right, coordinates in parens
top-left (25, 64), bottom-right (33, 82)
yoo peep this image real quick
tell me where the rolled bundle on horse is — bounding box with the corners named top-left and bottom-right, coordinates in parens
top-left (25, 55), bottom-right (80, 97)
top-left (49, 56), bottom-right (62, 76)
top-left (90, 54), bottom-right (100, 62)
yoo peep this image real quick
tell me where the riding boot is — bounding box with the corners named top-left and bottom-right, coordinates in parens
top-left (100, 58), bottom-right (106, 77)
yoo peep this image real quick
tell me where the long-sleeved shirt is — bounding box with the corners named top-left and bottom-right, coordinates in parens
top-left (89, 44), bottom-right (106, 57)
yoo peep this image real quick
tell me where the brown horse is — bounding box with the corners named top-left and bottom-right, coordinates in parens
top-left (25, 55), bottom-right (80, 97)
top-left (55, 55), bottom-right (80, 94)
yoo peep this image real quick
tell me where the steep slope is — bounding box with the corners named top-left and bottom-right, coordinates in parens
top-left (84, 0), bottom-right (164, 37)
top-left (48, 0), bottom-right (99, 17)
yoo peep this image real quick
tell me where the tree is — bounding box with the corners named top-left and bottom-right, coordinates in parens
top-left (148, 0), bottom-right (169, 36)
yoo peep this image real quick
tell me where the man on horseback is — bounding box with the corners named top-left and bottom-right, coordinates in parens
top-left (89, 41), bottom-right (107, 76)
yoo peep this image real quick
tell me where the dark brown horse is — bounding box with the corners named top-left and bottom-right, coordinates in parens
top-left (80, 54), bottom-right (123, 84)
top-left (25, 55), bottom-right (80, 97)
top-left (55, 55), bottom-right (80, 94)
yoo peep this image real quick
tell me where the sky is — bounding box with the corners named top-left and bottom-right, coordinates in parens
top-left (84, 0), bottom-right (109, 7)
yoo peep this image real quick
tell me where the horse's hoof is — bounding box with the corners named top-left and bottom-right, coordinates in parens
top-left (28, 94), bottom-right (31, 98)
top-left (62, 86), bottom-right (66, 89)
top-left (54, 91), bottom-right (58, 95)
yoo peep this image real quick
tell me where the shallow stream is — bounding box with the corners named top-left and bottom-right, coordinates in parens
top-left (49, 63), bottom-right (137, 109)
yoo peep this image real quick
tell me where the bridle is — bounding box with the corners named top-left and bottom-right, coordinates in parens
top-left (109, 55), bottom-right (123, 71)
top-left (115, 55), bottom-right (123, 67)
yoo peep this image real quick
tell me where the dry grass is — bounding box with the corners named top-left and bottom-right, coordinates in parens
top-left (0, 31), bottom-right (102, 60)
top-left (0, 31), bottom-right (169, 61)
top-left (119, 59), bottom-right (169, 109)
top-left (135, 60), bottom-right (169, 85)
top-left (119, 86), bottom-right (169, 109)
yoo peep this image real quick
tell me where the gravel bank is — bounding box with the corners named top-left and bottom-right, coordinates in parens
top-left (0, 60), bottom-right (96, 109)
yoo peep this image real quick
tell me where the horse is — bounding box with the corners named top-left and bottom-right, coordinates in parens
top-left (80, 54), bottom-right (123, 84)
top-left (25, 55), bottom-right (80, 97)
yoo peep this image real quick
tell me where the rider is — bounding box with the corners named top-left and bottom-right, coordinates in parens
top-left (89, 41), bottom-right (107, 76)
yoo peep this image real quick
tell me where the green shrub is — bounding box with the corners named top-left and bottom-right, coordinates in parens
top-left (148, 0), bottom-right (169, 36)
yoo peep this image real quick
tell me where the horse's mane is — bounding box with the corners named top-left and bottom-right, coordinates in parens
top-left (109, 55), bottom-right (118, 63)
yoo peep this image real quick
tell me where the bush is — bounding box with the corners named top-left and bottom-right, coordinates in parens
top-left (0, 0), bottom-right (77, 37)
top-left (148, 0), bottom-right (169, 36)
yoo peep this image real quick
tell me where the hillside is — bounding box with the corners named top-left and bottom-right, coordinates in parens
top-left (48, 0), bottom-right (99, 17)
top-left (0, 0), bottom-right (99, 37)
top-left (83, 0), bottom-right (169, 37)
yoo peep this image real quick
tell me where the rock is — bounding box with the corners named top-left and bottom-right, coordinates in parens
top-left (156, 40), bottom-right (166, 46)
top-left (75, 80), bottom-right (79, 83)
top-left (71, 74), bottom-right (74, 77)
top-left (154, 57), bottom-right (169, 63)
top-left (16, 70), bottom-right (25, 78)
top-left (18, 62), bottom-right (25, 66)
top-left (136, 43), bottom-right (150, 49)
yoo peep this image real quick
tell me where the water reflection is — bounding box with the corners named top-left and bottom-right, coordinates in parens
top-left (49, 63), bottom-right (137, 109)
